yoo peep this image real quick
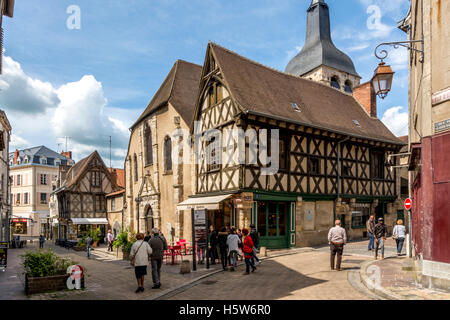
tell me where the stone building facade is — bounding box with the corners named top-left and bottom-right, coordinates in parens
top-left (400, 0), bottom-right (450, 290)
top-left (125, 60), bottom-right (201, 242)
top-left (0, 110), bottom-right (11, 241)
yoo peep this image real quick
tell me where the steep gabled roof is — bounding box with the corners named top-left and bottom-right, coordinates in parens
top-left (131, 60), bottom-right (202, 128)
top-left (108, 168), bottom-right (125, 188)
top-left (209, 43), bottom-right (403, 145)
top-left (63, 151), bottom-right (117, 190)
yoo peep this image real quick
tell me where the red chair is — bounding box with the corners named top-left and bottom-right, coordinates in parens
top-left (163, 248), bottom-right (172, 264)
top-left (172, 245), bottom-right (183, 264)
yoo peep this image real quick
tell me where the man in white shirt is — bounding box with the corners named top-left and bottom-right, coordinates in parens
top-left (328, 220), bottom-right (347, 271)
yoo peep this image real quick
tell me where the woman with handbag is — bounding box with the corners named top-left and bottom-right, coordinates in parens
top-left (130, 233), bottom-right (153, 293)
top-left (393, 220), bottom-right (406, 256)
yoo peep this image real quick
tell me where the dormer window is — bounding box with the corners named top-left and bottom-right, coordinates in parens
top-left (17, 157), bottom-right (22, 165)
top-left (344, 80), bottom-right (353, 93)
top-left (330, 76), bottom-right (340, 89)
top-left (40, 157), bottom-right (47, 165)
top-left (24, 156), bottom-right (29, 164)
top-left (55, 159), bottom-right (61, 167)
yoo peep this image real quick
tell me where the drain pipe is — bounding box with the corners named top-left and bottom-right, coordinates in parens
top-left (335, 136), bottom-right (350, 222)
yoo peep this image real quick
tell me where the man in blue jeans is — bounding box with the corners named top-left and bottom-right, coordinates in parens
top-left (366, 215), bottom-right (375, 251)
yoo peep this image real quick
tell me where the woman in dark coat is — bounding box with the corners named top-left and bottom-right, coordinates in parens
top-left (217, 227), bottom-right (229, 271)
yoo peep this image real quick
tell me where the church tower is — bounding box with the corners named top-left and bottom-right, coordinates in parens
top-left (285, 0), bottom-right (361, 93)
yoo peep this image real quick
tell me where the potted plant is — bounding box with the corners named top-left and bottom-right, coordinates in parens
top-left (73, 237), bottom-right (87, 252)
top-left (21, 249), bottom-right (81, 295)
top-left (113, 230), bottom-right (136, 261)
top-left (89, 228), bottom-right (102, 248)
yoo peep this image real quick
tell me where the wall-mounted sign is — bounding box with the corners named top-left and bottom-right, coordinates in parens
top-left (235, 193), bottom-right (253, 209)
top-left (432, 88), bottom-right (450, 106)
top-left (435, 119), bottom-right (450, 133)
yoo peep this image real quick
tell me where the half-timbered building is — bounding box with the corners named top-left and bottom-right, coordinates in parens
top-left (55, 151), bottom-right (120, 240)
top-left (177, 0), bottom-right (406, 249)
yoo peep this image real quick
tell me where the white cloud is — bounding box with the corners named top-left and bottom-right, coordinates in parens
top-left (2, 55), bottom-right (138, 168)
top-left (0, 56), bottom-right (60, 114)
top-left (10, 134), bottom-right (30, 150)
top-left (381, 106), bottom-right (408, 136)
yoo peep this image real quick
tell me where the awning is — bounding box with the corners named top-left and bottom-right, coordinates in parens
top-left (177, 195), bottom-right (232, 211)
top-left (70, 218), bottom-right (109, 225)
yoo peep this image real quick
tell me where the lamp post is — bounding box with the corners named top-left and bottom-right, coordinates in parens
top-left (372, 39), bottom-right (424, 99)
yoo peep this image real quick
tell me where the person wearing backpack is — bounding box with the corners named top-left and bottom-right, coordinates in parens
top-left (85, 235), bottom-right (93, 259)
top-left (148, 227), bottom-right (168, 289)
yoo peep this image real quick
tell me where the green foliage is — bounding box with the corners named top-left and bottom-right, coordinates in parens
top-left (112, 229), bottom-right (137, 254)
top-left (77, 236), bottom-right (87, 247)
top-left (89, 227), bottom-right (102, 242)
top-left (21, 250), bottom-right (75, 278)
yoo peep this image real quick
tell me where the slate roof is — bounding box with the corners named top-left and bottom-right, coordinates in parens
top-left (210, 43), bottom-right (403, 146)
top-left (285, 0), bottom-right (359, 77)
top-left (131, 60), bottom-right (202, 129)
top-left (9, 146), bottom-right (73, 166)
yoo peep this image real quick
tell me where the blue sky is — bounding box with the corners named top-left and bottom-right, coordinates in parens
top-left (2, 0), bottom-right (410, 167)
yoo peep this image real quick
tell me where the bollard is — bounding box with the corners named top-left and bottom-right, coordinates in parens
top-left (260, 247), bottom-right (267, 257)
top-left (180, 260), bottom-right (191, 274)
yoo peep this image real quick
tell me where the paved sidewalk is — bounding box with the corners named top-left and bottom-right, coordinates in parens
top-left (360, 256), bottom-right (450, 300)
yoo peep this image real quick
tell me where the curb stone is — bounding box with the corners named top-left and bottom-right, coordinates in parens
top-left (149, 247), bottom-right (315, 300)
top-left (359, 260), bottom-right (403, 300)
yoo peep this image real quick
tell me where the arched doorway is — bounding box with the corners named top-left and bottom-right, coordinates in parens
top-left (144, 205), bottom-right (154, 234)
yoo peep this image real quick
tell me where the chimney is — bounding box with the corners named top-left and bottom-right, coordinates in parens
top-left (353, 82), bottom-right (377, 117)
top-left (61, 151), bottom-right (72, 159)
top-left (14, 149), bottom-right (19, 164)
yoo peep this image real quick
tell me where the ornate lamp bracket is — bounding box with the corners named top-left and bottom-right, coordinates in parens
top-left (375, 40), bottom-right (424, 62)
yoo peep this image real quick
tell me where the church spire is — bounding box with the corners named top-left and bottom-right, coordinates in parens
top-left (285, 0), bottom-right (359, 80)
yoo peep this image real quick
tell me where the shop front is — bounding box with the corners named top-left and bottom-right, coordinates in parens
top-left (178, 192), bottom-right (297, 249)
top-left (69, 218), bottom-right (109, 241)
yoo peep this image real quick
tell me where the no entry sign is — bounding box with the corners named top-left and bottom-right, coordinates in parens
top-left (404, 198), bottom-right (412, 211)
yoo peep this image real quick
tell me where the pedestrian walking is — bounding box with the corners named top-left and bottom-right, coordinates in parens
top-left (86, 235), bottom-right (93, 259)
top-left (249, 224), bottom-right (261, 266)
top-left (328, 220), bottom-right (347, 271)
top-left (209, 226), bottom-right (218, 265)
top-left (144, 231), bottom-right (151, 242)
top-left (393, 219), bottom-right (406, 256)
top-left (226, 228), bottom-right (241, 271)
top-left (236, 229), bottom-right (243, 261)
top-left (242, 228), bottom-right (257, 275)
top-left (130, 233), bottom-right (153, 293)
top-left (39, 235), bottom-right (45, 249)
top-left (366, 215), bottom-right (376, 251)
top-left (218, 227), bottom-right (229, 271)
top-left (148, 228), bottom-right (167, 289)
top-left (107, 230), bottom-right (114, 252)
top-left (374, 218), bottom-right (387, 260)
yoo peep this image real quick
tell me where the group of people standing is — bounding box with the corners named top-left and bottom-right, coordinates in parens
top-left (209, 224), bottom-right (261, 275)
top-left (129, 228), bottom-right (168, 293)
top-left (328, 215), bottom-right (407, 271)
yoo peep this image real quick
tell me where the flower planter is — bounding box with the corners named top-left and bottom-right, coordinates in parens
top-left (116, 248), bottom-right (130, 261)
top-left (25, 274), bottom-right (85, 295)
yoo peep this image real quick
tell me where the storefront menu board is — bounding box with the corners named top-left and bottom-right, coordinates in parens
top-left (194, 209), bottom-right (207, 248)
top-left (0, 242), bottom-right (7, 268)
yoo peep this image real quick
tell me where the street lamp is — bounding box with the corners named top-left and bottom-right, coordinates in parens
top-left (371, 62), bottom-right (395, 100)
top-left (373, 39), bottom-right (424, 99)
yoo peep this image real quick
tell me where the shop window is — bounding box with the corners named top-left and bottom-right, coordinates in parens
top-left (257, 202), bottom-right (267, 237)
top-left (351, 204), bottom-right (370, 228)
top-left (12, 219), bottom-right (27, 234)
top-left (371, 152), bottom-right (384, 179)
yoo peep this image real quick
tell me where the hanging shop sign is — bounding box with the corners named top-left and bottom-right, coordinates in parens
top-left (235, 193), bottom-right (253, 209)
